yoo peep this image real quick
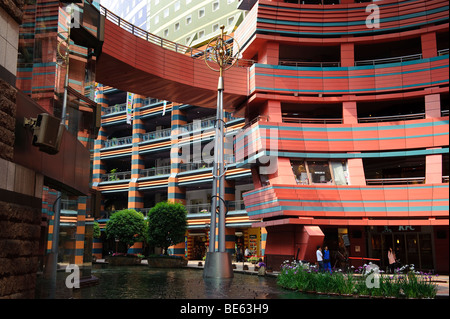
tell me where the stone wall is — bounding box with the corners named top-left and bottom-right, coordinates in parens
top-left (0, 0), bottom-right (43, 299)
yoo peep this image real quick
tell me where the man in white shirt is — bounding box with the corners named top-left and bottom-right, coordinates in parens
top-left (316, 246), bottom-right (324, 271)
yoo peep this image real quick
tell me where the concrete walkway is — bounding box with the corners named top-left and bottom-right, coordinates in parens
top-left (186, 260), bottom-right (449, 298)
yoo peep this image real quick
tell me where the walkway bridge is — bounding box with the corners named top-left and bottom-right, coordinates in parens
top-left (96, 6), bottom-right (251, 111)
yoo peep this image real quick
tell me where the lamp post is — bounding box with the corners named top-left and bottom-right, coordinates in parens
top-left (203, 26), bottom-right (240, 279)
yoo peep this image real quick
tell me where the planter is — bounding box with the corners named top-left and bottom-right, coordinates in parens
top-left (107, 255), bottom-right (141, 266)
top-left (147, 256), bottom-right (188, 268)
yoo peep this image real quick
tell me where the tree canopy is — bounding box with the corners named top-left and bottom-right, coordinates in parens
top-left (146, 201), bottom-right (187, 255)
top-left (105, 209), bottom-right (147, 252)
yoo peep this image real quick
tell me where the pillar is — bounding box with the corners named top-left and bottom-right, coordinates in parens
top-left (168, 103), bottom-right (187, 204)
top-left (128, 94), bottom-right (145, 210)
top-left (340, 43), bottom-right (354, 67)
top-left (74, 196), bottom-right (87, 265)
top-left (342, 100), bottom-right (358, 124)
top-left (426, 149), bottom-right (443, 184)
top-left (425, 94), bottom-right (441, 119)
top-left (258, 41), bottom-right (279, 65)
top-left (347, 155), bottom-right (366, 185)
top-left (421, 32), bottom-right (437, 59)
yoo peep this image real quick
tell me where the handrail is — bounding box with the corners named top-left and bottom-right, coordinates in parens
top-left (101, 171), bottom-right (132, 182)
top-left (139, 166), bottom-right (171, 178)
top-left (358, 113), bottom-right (426, 123)
top-left (366, 177), bottom-right (425, 185)
top-left (104, 136), bottom-right (133, 148)
top-left (279, 60), bottom-right (341, 68)
top-left (99, 5), bottom-right (254, 67)
top-left (283, 117), bottom-right (342, 124)
top-left (355, 53), bottom-right (422, 66)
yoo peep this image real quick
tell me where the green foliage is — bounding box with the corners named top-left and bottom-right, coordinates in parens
top-left (93, 221), bottom-right (101, 239)
top-left (105, 209), bottom-right (147, 252)
top-left (277, 261), bottom-right (438, 298)
top-left (146, 201), bottom-right (187, 255)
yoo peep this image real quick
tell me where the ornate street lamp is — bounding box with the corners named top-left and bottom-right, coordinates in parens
top-left (203, 26), bottom-right (240, 279)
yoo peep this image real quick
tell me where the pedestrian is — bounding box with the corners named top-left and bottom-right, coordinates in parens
top-left (316, 245), bottom-right (323, 271)
top-left (244, 247), bottom-right (250, 261)
top-left (388, 247), bottom-right (396, 273)
top-left (323, 245), bottom-right (331, 273)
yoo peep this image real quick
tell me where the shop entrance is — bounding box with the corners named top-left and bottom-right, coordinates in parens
top-left (369, 226), bottom-right (434, 271)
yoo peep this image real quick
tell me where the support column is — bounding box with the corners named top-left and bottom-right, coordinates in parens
top-left (128, 95), bottom-right (145, 211)
top-left (340, 43), bottom-right (355, 67)
top-left (426, 149), bottom-right (443, 184)
top-left (74, 196), bottom-right (87, 265)
top-left (425, 94), bottom-right (441, 119)
top-left (421, 32), bottom-right (437, 59)
top-left (342, 100), bottom-right (358, 124)
top-left (347, 155), bottom-right (366, 185)
top-left (258, 41), bottom-right (279, 65)
top-left (168, 103), bottom-right (187, 204)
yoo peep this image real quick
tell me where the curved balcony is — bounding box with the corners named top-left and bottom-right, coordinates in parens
top-left (236, 117), bottom-right (449, 157)
top-left (235, 0), bottom-right (449, 43)
top-left (243, 184), bottom-right (449, 227)
top-left (251, 55), bottom-right (448, 97)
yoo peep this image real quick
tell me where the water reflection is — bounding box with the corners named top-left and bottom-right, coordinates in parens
top-left (36, 265), bottom-right (344, 299)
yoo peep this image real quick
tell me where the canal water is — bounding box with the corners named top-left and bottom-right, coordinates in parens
top-left (36, 265), bottom-right (343, 299)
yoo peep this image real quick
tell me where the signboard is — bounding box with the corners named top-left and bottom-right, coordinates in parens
top-left (126, 92), bottom-right (134, 125)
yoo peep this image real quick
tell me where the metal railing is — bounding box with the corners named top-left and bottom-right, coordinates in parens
top-left (102, 98), bottom-right (164, 116)
top-left (443, 176), bottom-right (449, 183)
top-left (283, 117), bottom-right (343, 124)
top-left (180, 161), bottom-right (215, 172)
top-left (101, 171), bottom-right (132, 182)
top-left (104, 136), bottom-right (133, 148)
top-left (438, 48), bottom-right (449, 56)
top-left (185, 200), bottom-right (245, 214)
top-left (139, 166), bottom-right (171, 178)
top-left (141, 128), bottom-right (172, 142)
top-left (355, 53), bottom-right (422, 66)
top-left (279, 60), bottom-right (341, 68)
top-left (358, 113), bottom-right (426, 123)
top-left (441, 110), bottom-right (449, 117)
top-left (366, 177), bottom-right (425, 185)
top-left (99, 5), bottom-right (254, 67)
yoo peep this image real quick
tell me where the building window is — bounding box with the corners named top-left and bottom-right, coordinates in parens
top-left (186, 15), bottom-right (192, 25)
top-left (198, 30), bottom-right (205, 38)
top-left (174, 1), bottom-right (180, 11)
top-left (164, 29), bottom-right (169, 37)
top-left (175, 22), bottom-right (180, 31)
top-left (227, 0), bottom-right (235, 4)
top-left (228, 16), bottom-right (235, 26)
top-left (291, 160), bottom-right (348, 185)
top-left (212, 1), bottom-right (220, 12)
top-left (198, 8), bottom-right (205, 18)
top-left (155, 0), bottom-right (159, 5)
top-left (186, 0), bottom-right (192, 4)
top-left (164, 8), bottom-right (170, 18)
top-left (154, 15), bottom-right (159, 24)
top-left (212, 24), bottom-right (219, 33)
top-left (186, 37), bottom-right (191, 45)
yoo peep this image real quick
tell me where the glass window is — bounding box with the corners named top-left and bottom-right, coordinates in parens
top-left (331, 160), bottom-right (348, 185)
top-left (292, 161), bottom-right (309, 185)
top-left (199, 8), bottom-right (205, 18)
top-left (307, 161), bottom-right (332, 184)
top-left (186, 15), bottom-right (192, 25)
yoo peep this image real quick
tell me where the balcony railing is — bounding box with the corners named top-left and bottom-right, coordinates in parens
top-left (358, 113), bottom-right (426, 123)
top-left (443, 176), bottom-right (449, 183)
top-left (180, 161), bottom-right (214, 172)
top-left (283, 117), bottom-right (343, 124)
top-left (141, 128), bottom-right (172, 142)
top-left (279, 60), bottom-right (341, 68)
top-left (104, 136), bottom-right (133, 148)
top-left (185, 200), bottom-right (245, 215)
top-left (354, 53), bottom-right (422, 66)
top-left (102, 98), bottom-right (164, 116)
top-left (101, 171), bottom-right (132, 182)
top-left (365, 177), bottom-right (426, 185)
top-left (139, 166), bottom-right (171, 178)
top-left (441, 110), bottom-right (449, 117)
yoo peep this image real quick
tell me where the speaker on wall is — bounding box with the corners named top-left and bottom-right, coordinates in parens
top-left (32, 113), bottom-right (65, 155)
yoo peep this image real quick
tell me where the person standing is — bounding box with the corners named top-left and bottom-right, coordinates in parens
top-left (323, 246), bottom-right (331, 273)
top-left (316, 246), bottom-right (324, 271)
top-left (388, 247), bottom-right (396, 273)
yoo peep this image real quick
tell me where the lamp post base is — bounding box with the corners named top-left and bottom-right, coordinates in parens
top-left (203, 252), bottom-right (234, 279)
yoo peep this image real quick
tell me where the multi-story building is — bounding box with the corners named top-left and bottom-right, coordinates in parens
top-left (99, 0), bottom-right (148, 30)
top-left (234, 0), bottom-right (449, 272)
top-left (147, 0), bottom-right (245, 47)
top-left (92, 88), bottom-right (259, 259)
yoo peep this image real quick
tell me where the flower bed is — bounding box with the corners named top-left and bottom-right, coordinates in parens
top-left (106, 253), bottom-right (143, 266)
top-left (277, 261), bottom-right (438, 299)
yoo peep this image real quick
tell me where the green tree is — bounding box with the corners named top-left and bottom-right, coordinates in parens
top-left (105, 209), bottom-right (147, 253)
top-left (147, 201), bottom-right (187, 255)
top-left (93, 221), bottom-right (101, 239)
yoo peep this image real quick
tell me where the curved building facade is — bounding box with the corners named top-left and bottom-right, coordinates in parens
top-left (234, 0), bottom-right (449, 272)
